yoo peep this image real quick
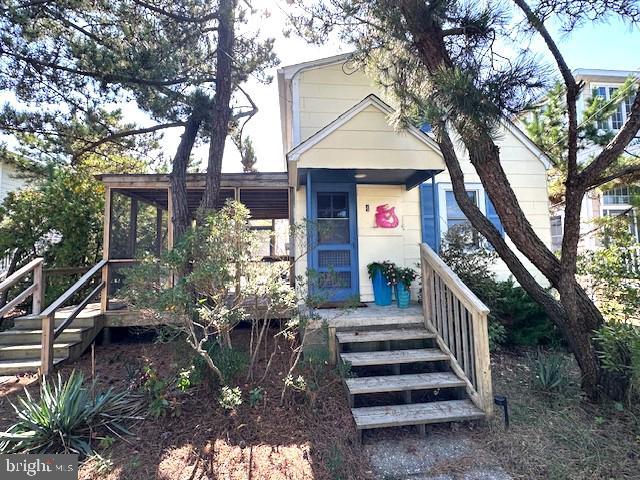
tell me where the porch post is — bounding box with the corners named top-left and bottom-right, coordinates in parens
top-left (100, 187), bottom-right (111, 313)
top-left (166, 186), bottom-right (174, 287)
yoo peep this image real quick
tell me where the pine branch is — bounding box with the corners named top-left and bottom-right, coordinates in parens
top-left (132, 0), bottom-right (219, 23)
top-left (587, 164), bottom-right (640, 189)
top-left (72, 121), bottom-right (186, 160)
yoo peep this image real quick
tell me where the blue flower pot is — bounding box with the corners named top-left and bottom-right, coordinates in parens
top-left (395, 283), bottom-right (411, 309)
top-left (372, 270), bottom-right (392, 306)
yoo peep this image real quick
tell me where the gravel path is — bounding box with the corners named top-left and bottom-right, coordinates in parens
top-left (364, 427), bottom-right (511, 480)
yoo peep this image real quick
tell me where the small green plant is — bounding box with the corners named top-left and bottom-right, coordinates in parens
top-left (218, 386), bottom-right (243, 410)
top-left (249, 387), bottom-right (264, 407)
top-left (176, 366), bottom-right (195, 392)
top-left (90, 453), bottom-right (114, 474)
top-left (142, 365), bottom-right (170, 417)
top-left (488, 317), bottom-right (507, 351)
top-left (533, 351), bottom-right (567, 393)
top-left (394, 266), bottom-right (417, 288)
top-left (0, 371), bottom-right (143, 455)
top-left (284, 374), bottom-right (307, 392)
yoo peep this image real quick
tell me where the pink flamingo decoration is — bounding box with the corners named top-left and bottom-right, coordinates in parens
top-left (375, 204), bottom-right (399, 228)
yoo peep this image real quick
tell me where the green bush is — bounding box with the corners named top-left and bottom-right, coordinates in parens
top-left (218, 386), bottom-right (242, 410)
top-left (439, 227), bottom-right (559, 349)
top-left (0, 371), bottom-right (143, 455)
top-left (192, 341), bottom-right (249, 386)
top-left (594, 322), bottom-right (640, 402)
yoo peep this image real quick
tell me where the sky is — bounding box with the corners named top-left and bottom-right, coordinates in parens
top-left (203, 2), bottom-right (640, 174)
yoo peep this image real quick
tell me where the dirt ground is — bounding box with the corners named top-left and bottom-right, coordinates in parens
top-left (1, 336), bottom-right (638, 480)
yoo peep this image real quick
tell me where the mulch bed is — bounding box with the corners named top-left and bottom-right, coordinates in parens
top-left (53, 329), bottom-right (371, 480)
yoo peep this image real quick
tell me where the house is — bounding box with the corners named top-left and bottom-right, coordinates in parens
top-left (0, 53), bottom-right (555, 440)
top-left (547, 69), bottom-right (640, 252)
top-left (278, 53), bottom-right (552, 303)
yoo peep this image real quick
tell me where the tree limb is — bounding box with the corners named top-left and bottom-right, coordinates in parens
top-left (73, 121), bottom-right (186, 160)
top-left (132, 0), bottom-right (218, 23)
top-left (587, 163), bottom-right (640, 189)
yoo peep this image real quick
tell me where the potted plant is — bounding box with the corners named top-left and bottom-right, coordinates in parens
top-left (367, 261), bottom-right (396, 306)
top-left (394, 267), bottom-right (417, 308)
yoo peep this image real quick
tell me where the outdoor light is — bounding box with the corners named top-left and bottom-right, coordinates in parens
top-left (494, 395), bottom-right (509, 429)
top-left (354, 173), bottom-right (367, 179)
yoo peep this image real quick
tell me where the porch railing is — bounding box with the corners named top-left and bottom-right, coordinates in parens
top-left (0, 257), bottom-right (44, 319)
top-left (36, 260), bottom-right (107, 376)
top-left (419, 243), bottom-right (493, 414)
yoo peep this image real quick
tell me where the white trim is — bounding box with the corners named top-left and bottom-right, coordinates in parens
top-left (574, 68), bottom-right (640, 79)
top-left (292, 74), bottom-right (301, 146)
top-left (279, 52), bottom-right (353, 80)
top-left (287, 94), bottom-right (444, 161)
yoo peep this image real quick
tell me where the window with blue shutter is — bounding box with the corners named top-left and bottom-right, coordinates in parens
top-left (485, 195), bottom-right (505, 237)
top-left (420, 182), bottom-right (440, 251)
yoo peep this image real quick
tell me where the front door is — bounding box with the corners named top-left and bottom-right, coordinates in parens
top-left (310, 183), bottom-right (359, 302)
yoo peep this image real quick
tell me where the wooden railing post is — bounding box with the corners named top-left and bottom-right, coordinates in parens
top-left (40, 313), bottom-right (54, 377)
top-left (472, 311), bottom-right (493, 414)
top-left (32, 260), bottom-right (43, 315)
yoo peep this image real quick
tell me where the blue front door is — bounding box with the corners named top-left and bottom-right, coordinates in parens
top-left (309, 183), bottom-right (359, 302)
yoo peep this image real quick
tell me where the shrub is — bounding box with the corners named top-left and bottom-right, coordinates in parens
top-left (439, 226), bottom-right (559, 349)
top-left (533, 351), bottom-right (568, 393)
top-left (142, 365), bottom-right (170, 418)
top-left (0, 371), bottom-right (143, 455)
top-left (192, 342), bottom-right (249, 386)
top-left (594, 322), bottom-right (640, 402)
top-left (218, 386), bottom-right (242, 410)
top-left (249, 387), bottom-right (264, 407)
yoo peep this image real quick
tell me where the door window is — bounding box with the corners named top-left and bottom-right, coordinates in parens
top-left (317, 192), bottom-right (350, 244)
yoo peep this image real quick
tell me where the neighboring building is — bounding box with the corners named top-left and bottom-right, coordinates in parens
top-left (0, 158), bottom-right (29, 204)
top-left (547, 69), bottom-right (640, 252)
top-left (278, 53), bottom-right (552, 302)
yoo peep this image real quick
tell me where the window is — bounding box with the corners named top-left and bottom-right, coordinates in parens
top-left (550, 215), bottom-right (563, 251)
top-left (316, 192), bottom-right (349, 244)
top-left (593, 85), bottom-right (635, 131)
top-left (445, 190), bottom-right (479, 244)
top-left (603, 186), bottom-right (640, 205)
top-left (603, 208), bottom-right (640, 243)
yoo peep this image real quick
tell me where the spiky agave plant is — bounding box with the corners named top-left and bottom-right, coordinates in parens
top-left (0, 370), bottom-right (144, 455)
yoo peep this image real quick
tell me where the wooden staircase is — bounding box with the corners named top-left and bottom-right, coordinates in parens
top-left (0, 307), bottom-right (104, 375)
top-left (337, 324), bottom-right (485, 442)
top-left (0, 259), bottom-right (108, 376)
top-left (331, 243), bottom-right (494, 443)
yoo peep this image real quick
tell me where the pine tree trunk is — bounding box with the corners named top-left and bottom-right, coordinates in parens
top-left (201, 0), bottom-right (236, 212)
top-left (170, 114), bottom-right (203, 242)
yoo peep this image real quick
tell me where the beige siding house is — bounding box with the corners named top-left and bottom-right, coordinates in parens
top-left (278, 53), bottom-right (552, 302)
top-left (548, 69), bottom-right (640, 252)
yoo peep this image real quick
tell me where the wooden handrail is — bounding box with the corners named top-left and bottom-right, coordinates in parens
top-left (39, 259), bottom-right (107, 376)
top-left (420, 243), bottom-right (493, 415)
top-left (0, 257), bottom-right (44, 318)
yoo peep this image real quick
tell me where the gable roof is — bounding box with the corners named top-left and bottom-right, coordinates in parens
top-left (287, 94), bottom-right (444, 162)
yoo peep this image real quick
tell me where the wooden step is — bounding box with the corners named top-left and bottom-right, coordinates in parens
top-left (0, 358), bottom-right (66, 375)
top-left (337, 328), bottom-right (435, 344)
top-left (351, 399), bottom-right (484, 430)
top-left (12, 316), bottom-right (97, 330)
top-left (340, 348), bottom-right (449, 367)
top-left (345, 372), bottom-right (465, 395)
top-left (0, 342), bottom-right (79, 360)
top-left (0, 328), bottom-right (90, 345)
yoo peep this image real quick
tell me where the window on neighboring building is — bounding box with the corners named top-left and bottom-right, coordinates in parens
top-left (603, 186), bottom-right (640, 205)
top-left (603, 208), bottom-right (640, 243)
top-left (445, 190), bottom-right (479, 244)
top-left (594, 86), bottom-right (635, 131)
top-left (550, 215), bottom-right (563, 251)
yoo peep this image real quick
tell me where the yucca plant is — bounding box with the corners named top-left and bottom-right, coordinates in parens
top-left (533, 351), bottom-right (567, 393)
top-left (0, 370), bottom-right (144, 455)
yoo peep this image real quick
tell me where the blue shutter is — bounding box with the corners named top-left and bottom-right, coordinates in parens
top-left (485, 195), bottom-right (505, 237)
top-left (420, 182), bottom-right (440, 251)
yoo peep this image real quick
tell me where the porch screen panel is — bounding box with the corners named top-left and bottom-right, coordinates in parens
top-left (317, 192), bottom-right (350, 244)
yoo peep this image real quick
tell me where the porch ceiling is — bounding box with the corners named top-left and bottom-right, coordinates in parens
top-left (297, 168), bottom-right (440, 190)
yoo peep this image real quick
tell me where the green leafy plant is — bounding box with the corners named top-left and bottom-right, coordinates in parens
top-left (394, 266), bottom-right (417, 288)
top-left (594, 322), bottom-right (640, 403)
top-left (218, 386), bottom-right (242, 410)
top-left (366, 261), bottom-right (397, 285)
top-left (0, 371), bottom-right (143, 455)
top-left (176, 366), bottom-right (195, 392)
top-left (192, 342), bottom-right (249, 386)
top-left (142, 365), bottom-right (170, 418)
top-left (249, 387), bottom-right (264, 407)
top-left (533, 351), bottom-right (568, 393)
